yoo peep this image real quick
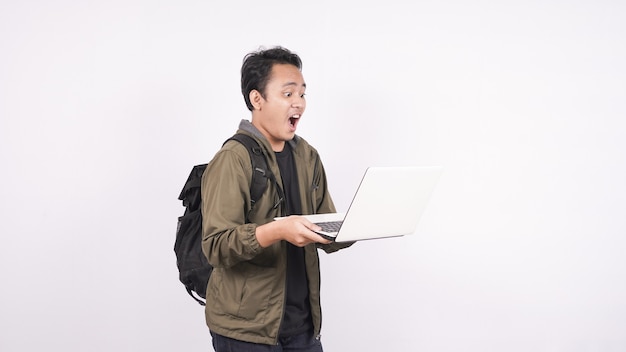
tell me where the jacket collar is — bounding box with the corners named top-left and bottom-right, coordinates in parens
top-left (238, 119), bottom-right (299, 151)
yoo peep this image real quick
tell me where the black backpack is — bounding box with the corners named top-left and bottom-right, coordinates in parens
top-left (174, 133), bottom-right (277, 306)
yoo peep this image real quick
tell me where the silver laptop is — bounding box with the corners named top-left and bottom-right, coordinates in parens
top-left (278, 166), bottom-right (443, 242)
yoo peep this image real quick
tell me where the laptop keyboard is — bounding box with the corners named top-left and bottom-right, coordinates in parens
top-left (315, 221), bottom-right (343, 233)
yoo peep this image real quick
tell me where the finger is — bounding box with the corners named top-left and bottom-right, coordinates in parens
top-left (310, 231), bottom-right (332, 244)
top-left (317, 237), bottom-right (332, 245)
top-left (296, 216), bottom-right (315, 227)
top-left (291, 216), bottom-right (321, 234)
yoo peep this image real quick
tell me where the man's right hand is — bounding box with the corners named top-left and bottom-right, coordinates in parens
top-left (255, 215), bottom-right (332, 248)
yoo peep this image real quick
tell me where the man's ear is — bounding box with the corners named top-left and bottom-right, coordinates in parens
top-left (249, 90), bottom-right (263, 111)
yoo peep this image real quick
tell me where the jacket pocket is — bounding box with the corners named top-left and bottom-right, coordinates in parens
top-left (212, 264), bottom-right (272, 322)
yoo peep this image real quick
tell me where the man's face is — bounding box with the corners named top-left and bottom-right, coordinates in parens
top-left (251, 63), bottom-right (306, 152)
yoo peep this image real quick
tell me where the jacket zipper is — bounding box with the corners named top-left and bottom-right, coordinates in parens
top-left (274, 240), bottom-right (288, 345)
top-left (310, 155), bottom-right (320, 213)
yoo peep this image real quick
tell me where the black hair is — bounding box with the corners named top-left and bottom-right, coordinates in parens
top-left (241, 46), bottom-right (303, 111)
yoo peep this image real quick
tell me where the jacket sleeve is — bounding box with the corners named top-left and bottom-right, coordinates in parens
top-left (200, 147), bottom-right (263, 268)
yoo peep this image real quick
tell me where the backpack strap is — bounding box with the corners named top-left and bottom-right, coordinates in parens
top-left (225, 133), bottom-right (285, 220)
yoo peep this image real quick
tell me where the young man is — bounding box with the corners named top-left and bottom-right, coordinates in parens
top-left (201, 46), bottom-right (353, 351)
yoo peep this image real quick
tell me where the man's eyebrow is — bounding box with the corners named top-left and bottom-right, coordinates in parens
top-left (282, 82), bottom-right (307, 88)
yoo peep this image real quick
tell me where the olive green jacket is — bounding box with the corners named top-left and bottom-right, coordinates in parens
top-left (200, 120), bottom-right (351, 345)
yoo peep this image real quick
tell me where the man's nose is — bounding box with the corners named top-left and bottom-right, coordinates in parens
top-left (292, 96), bottom-right (305, 109)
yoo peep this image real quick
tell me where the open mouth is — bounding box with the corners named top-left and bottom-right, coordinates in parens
top-left (289, 115), bottom-right (300, 129)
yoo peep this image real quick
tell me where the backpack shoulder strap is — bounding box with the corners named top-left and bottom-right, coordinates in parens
top-left (228, 134), bottom-right (267, 204)
top-left (224, 133), bottom-right (285, 219)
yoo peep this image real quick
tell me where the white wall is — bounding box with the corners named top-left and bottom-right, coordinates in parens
top-left (1, 1), bottom-right (625, 351)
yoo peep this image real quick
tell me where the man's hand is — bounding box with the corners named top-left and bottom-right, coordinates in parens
top-left (255, 215), bottom-right (332, 248)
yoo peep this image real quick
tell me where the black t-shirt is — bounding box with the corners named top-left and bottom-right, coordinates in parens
top-left (275, 143), bottom-right (313, 337)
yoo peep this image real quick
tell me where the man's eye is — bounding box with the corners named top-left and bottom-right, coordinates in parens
top-left (300, 93), bottom-right (306, 98)
top-left (284, 92), bottom-right (292, 97)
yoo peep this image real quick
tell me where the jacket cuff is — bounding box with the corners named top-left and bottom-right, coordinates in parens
top-left (243, 223), bottom-right (262, 255)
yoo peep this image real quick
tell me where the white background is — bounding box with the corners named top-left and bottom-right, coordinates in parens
top-left (1, 1), bottom-right (625, 351)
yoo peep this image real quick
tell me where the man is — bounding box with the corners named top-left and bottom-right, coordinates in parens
top-left (201, 46), bottom-right (353, 351)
